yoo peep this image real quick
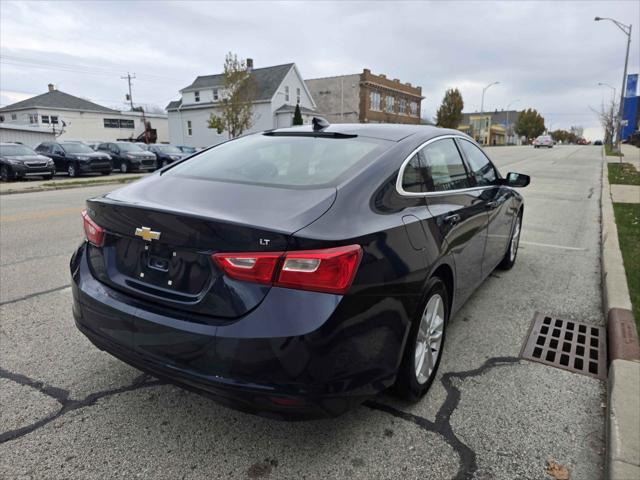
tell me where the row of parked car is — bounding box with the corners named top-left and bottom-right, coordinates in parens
top-left (0, 141), bottom-right (199, 181)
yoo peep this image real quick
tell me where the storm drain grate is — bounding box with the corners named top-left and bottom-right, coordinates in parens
top-left (520, 312), bottom-right (607, 380)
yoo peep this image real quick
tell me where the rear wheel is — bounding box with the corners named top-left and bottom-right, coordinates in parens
top-left (394, 277), bottom-right (448, 401)
top-left (120, 161), bottom-right (128, 174)
top-left (1, 165), bottom-right (14, 182)
top-left (498, 214), bottom-right (522, 270)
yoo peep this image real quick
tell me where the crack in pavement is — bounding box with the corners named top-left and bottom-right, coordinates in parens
top-left (0, 285), bottom-right (70, 307)
top-left (365, 356), bottom-right (521, 480)
top-left (0, 367), bottom-right (165, 444)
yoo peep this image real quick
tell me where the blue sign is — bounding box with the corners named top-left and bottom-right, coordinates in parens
top-left (621, 96), bottom-right (638, 140)
top-left (625, 74), bottom-right (638, 98)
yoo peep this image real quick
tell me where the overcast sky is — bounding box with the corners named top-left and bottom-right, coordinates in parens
top-left (1, 0), bottom-right (639, 139)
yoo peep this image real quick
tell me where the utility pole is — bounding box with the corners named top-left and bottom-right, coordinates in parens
top-left (121, 72), bottom-right (136, 110)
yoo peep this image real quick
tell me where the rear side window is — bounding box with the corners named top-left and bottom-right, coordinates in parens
top-left (166, 134), bottom-right (389, 188)
top-left (458, 139), bottom-right (497, 186)
top-left (401, 153), bottom-right (426, 193)
top-left (421, 138), bottom-right (471, 192)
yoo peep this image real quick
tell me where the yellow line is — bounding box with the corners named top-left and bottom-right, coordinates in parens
top-left (0, 206), bottom-right (83, 223)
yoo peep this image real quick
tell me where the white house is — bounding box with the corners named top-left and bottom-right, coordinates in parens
top-left (0, 85), bottom-right (169, 143)
top-left (166, 60), bottom-right (316, 148)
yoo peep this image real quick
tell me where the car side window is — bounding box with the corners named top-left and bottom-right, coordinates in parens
top-left (401, 153), bottom-right (426, 193)
top-left (420, 138), bottom-right (471, 192)
top-left (458, 140), bottom-right (497, 186)
top-left (52, 145), bottom-right (63, 155)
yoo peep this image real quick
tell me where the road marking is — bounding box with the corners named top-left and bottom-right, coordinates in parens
top-left (520, 241), bottom-right (586, 251)
top-left (0, 207), bottom-right (83, 223)
top-left (0, 285), bottom-right (71, 307)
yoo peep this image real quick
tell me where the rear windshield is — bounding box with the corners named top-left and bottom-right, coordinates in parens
top-left (117, 143), bottom-right (144, 152)
top-left (166, 134), bottom-right (388, 188)
top-left (0, 145), bottom-right (36, 156)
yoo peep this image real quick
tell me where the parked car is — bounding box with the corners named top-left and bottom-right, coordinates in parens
top-left (85, 141), bottom-right (105, 151)
top-left (72, 122), bottom-right (529, 418)
top-left (177, 145), bottom-right (197, 155)
top-left (147, 144), bottom-right (188, 168)
top-left (0, 143), bottom-right (55, 181)
top-left (593, 140), bottom-right (603, 146)
top-left (533, 135), bottom-right (554, 148)
top-left (36, 141), bottom-right (112, 177)
top-left (96, 142), bottom-right (157, 173)
top-left (135, 142), bottom-right (151, 151)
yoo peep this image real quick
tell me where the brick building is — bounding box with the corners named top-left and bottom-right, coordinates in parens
top-left (305, 69), bottom-right (423, 124)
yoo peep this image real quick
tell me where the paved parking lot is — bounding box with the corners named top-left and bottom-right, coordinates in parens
top-left (0, 146), bottom-right (605, 479)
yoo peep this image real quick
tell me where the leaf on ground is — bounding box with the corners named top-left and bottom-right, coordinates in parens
top-left (545, 460), bottom-right (570, 479)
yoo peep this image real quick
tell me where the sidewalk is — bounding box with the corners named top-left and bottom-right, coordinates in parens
top-left (0, 173), bottom-right (146, 195)
top-left (620, 144), bottom-right (640, 171)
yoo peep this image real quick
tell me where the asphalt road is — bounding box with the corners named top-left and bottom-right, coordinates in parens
top-left (0, 146), bottom-right (605, 480)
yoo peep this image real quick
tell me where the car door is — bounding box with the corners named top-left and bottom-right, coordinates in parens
top-left (457, 138), bottom-right (513, 275)
top-left (50, 144), bottom-right (66, 170)
top-left (419, 137), bottom-right (489, 307)
top-left (108, 144), bottom-right (121, 168)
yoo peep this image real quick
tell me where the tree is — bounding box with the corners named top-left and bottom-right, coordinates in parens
top-left (435, 88), bottom-right (464, 128)
top-left (207, 52), bottom-right (256, 138)
top-left (590, 99), bottom-right (617, 148)
top-left (292, 103), bottom-right (303, 126)
top-left (550, 129), bottom-right (578, 144)
top-left (570, 125), bottom-right (584, 140)
top-left (514, 108), bottom-right (545, 143)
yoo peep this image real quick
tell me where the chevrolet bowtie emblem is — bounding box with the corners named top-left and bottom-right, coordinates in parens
top-left (135, 226), bottom-right (161, 242)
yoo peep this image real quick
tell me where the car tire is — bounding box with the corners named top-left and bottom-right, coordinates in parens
top-left (394, 277), bottom-right (448, 402)
top-left (1, 165), bottom-right (15, 182)
top-left (497, 213), bottom-right (522, 270)
top-left (120, 162), bottom-right (128, 174)
top-left (67, 163), bottom-right (78, 177)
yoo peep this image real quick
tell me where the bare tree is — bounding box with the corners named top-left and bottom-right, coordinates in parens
top-left (590, 98), bottom-right (618, 148)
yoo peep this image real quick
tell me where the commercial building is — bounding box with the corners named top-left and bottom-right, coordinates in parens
top-left (458, 110), bottom-right (521, 146)
top-left (0, 123), bottom-right (55, 147)
top-left (305, 69), bottom-right (423, 124)
top-left (166, 60), bottom-right (316, 147)
top-left (0, 85), bottom-right (168, 143)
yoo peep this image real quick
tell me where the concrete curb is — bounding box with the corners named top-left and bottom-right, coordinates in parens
top-left (601, 158), bottom-right (640, 480)
top-left (0, 175), bottom-right (145, 196)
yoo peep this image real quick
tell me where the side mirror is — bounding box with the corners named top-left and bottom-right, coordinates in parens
top-left (504, 172), bottom-right (530, 188)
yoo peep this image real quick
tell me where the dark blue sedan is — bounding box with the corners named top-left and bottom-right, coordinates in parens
top-left (71, 120), bottom-right (529, 418)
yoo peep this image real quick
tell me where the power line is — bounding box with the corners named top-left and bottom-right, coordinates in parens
top-left (121, 72), bottom-right (136, 110)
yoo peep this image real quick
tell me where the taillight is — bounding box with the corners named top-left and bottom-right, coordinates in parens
top-left (81, 210), bottom-right (105, 247)
top-left (212, 245), bottom-right (362, 295)
top-left (212, 252), bottom-right (282, 284)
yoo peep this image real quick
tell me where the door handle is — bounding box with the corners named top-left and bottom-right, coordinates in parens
top-left (486, 200), bottom-right (498, 209)
top-left (443, 213), bottom-right (461, 225)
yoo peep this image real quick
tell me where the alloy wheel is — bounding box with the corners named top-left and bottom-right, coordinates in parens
top-left (414, 293), bottom-right (445, 384)
top-left (121, 162), bottom-right (128, 173)
top-left (68, 164), bottom-right (76, 177)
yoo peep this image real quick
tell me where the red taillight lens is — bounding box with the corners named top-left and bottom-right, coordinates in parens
top-left (212, 245), bottom-right (362, 295)
top-left (81, 210), bottom-right (105, 247)
top-left (276, 245), bottom-right (362, 294)
top-left (212, 252), bottom-right (282, 284)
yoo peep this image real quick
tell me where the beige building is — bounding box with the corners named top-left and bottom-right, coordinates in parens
top-left (0, 85), bottom-right (168, 143)
top-left (306, 69), bottom-right (424, 124)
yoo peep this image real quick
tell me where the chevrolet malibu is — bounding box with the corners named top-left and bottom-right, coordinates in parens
top-left (71, 121), bottom-right (529, 418)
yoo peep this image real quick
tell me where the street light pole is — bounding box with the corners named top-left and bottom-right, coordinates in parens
top-left (480, 81), bottom-right (499, 113)
top-left (595, 17), bottom-right (632, 152)
top-left (598, 82), bottom-right (616, 101)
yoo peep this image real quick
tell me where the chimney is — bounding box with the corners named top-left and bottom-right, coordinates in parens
top-left (246, 58), bottom-right (253, 72)
top-left (48, 83), bottom-right (55, 92)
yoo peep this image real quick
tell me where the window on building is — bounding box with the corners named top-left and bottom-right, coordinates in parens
top-left (284, 86), bottom-right (290, 102)
top-left (42, 115), bottom-right (50, 124)
top-left (51, 116), bottom-right (59, 124)
top-left (103, 118), bottom-right (134, 128)
top-left (29, 114), bottom-right (38, 124)
top-left (296, 87), bottom-right (301, 104)
top-left (11, 114), bottom-right (17, 121)
top-left (213, 89), bottom-right (219, 101)
top-left (187, 120), bottom-right (193, 136)
top-left (370, 91), bottom-right (381, 111)
top-left (194, 91), bottom-right (200, 102)
top-left (385, 96), bottom-right (394, 113)
top-left (410, 102), bottom-right (418, 116)
top-left (399, 99), bottom-right (406, 115)
top-left (0, 115), bottom-right (4, 123)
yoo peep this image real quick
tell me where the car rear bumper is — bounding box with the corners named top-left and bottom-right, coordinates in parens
top-left (70, 243), bottom-right (400, 418)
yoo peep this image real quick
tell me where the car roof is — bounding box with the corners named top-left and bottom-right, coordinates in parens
top-left (270, 123), bottom-right (465, 142)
